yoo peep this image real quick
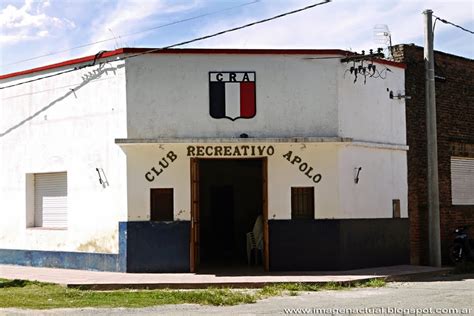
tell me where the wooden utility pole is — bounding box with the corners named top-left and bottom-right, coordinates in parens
top-left (424, 9), bottom-right (441, 267)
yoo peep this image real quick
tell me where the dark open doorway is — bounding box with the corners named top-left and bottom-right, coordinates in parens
top-left (197, 159), bottom-right (264, 272)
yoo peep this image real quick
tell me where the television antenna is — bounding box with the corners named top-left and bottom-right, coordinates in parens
top-left (374, 24), bottom-right (393, 59)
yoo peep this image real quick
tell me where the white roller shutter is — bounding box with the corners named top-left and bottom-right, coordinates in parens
top-left (451, 157), bottom-right (474, 205)
top-left (34, 172), bottom-right (68, 228)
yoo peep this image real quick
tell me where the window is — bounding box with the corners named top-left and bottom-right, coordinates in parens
top-left (392, 199), bottom-right (401, 218)
top-left (451, 157), bottom-right (474, 205)
top-left (291, 187), bottom-right (314, 219)
top-left (150, 188), bottom-right (174, 221)
top-left (34, 172), bottom-right (68, 228)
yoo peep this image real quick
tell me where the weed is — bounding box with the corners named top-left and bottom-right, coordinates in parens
top-left (0, 277), bottom-right (386, 309)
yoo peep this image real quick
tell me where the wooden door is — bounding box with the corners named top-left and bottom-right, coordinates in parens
top-left (190, 158), bottom-right (200, 273)
top-left (262, 157), bottom-right (269, 271)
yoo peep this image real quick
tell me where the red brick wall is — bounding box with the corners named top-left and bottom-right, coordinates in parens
top-left (392, 44), bottom-right (474, 265)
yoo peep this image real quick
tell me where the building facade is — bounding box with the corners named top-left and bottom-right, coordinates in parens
top-left (0, 49), bottom-right (409, 272)
top-left (393, 44), bottom-right (474, 265)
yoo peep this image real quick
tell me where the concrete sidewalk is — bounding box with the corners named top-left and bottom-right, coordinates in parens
top-left (0, 264), bottom-right (450, 289)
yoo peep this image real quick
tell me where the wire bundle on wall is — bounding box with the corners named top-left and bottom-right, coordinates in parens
top-left (341, 48), bottom-right (392, 84)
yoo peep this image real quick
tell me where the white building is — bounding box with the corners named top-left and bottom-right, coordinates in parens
top-left (0, 48), bottom-right (408, 272)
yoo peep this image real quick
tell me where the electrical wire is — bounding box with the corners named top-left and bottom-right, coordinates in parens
top-left (433, 14), bottom-right (474, 35)
top-left (1, 68), bottom-right (78, 89)
top-left (1, 0), bottom-right (260, 68)
top-left (0, 0), bottom-right (331, 90)
top-left (162, 0), bottom-right (331, 49)
top-left (2, 76), bottom-right (118, 101)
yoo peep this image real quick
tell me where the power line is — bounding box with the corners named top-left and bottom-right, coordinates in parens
top-left (0, 0), bottom-right (331, 90)
top-left (89, 0), bottom-right (332, 62)
top-left (162, 0), bottom-right (331, 49)
top-left (0, 68), bottom-right (78, 89)
top-left (1, 0), bottom-right (260, 68)
top-left (433, 14), bottom-right (474, 35)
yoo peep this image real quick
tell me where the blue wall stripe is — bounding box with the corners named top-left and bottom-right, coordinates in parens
top-left (0, 249), bottom-right (118, 272)
top-left (118, 221), bottom-right (128, 272)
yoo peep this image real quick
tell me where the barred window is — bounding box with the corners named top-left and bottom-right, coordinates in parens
top-left (291, 187), bottom-right (314, 219)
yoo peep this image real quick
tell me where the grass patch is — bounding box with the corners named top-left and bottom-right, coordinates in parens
top-left (256, 278), bottom-right (386, 299)
top-left (0, 280), bottom-right (255, 309)
top-left (0, 278), bottom-right (386, 310)
top-left (352, 278), bottom-right (386, 288)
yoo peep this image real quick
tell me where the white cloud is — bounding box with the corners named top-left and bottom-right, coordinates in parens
top-left (0, 0), bottom-right (75, 45)
top-left (188, 0), bottom-right (473, 57)
top-left (37, 30), bottom-right (48, 37)
top-left (1, 0), bottom-right (471, 74)
top-left (83, 0), bottom-right (199, 55)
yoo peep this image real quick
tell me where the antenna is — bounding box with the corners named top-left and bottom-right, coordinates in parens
top-left (373, 24), bottom-right (393, 59)
top-left (108, 28), bottom-right (121, 49)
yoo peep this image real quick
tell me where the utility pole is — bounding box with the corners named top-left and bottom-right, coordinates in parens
top-left (424, 9), bottom-right (441, 267)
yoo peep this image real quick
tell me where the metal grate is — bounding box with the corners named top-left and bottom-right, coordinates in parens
top-left (34, 172), bottom-right (68, 228)
top-left (451, 157), bottom-right (474, 205)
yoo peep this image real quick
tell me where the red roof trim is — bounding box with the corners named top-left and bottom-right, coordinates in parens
top-left (0, 49), bottom-right (126, 80)
top-left (0, 48), bottom-right (405, 80)
top-left (372, 58), bottom-right (407, 69)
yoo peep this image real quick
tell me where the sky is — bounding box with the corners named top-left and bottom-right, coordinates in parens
top-left (0, 0), bottom-right (473, 75)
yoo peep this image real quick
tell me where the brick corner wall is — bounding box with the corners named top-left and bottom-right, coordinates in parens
top-left (392, 44), bottom-right (474, 265)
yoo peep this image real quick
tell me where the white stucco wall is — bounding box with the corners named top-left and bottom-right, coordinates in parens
top-left (122, 142), bottom-right (339, 221)
top-left (121, 141), bottom-right (406, 221)
top-left (338, 62), bottom-right (406, 144)
top-left (0, 50), bottom-right (408, 255)
top-left (122, 52), bottom-right (407, 221)
top-left (338, 144), bottom-right (408, 218)
top-left (125, 54), bottom-right (339, 139)
top-left (124, 53), bottom-right (406, 147)
top-left (0, 60), bottom-right (128, 253)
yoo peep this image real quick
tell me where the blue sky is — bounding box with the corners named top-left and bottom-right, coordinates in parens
top-left (0, 0), bottom-right (472, 74)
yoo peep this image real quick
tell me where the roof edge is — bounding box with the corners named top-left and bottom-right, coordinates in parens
top-left (0, 49), bottom-right (126, 80)
top-left (0, 47), bottom-right (406, 81)
top-left (393, 43), bottom-right (473, 62)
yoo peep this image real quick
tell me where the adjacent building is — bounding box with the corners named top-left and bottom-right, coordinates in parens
top-left (393, 44), bottom-right (474, 265)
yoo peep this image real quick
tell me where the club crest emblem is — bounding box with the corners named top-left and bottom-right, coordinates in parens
top-left (209, 72), bottom-right (256, 121)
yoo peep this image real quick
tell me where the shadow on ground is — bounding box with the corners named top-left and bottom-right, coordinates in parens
top-left (0, 279), bottom-right (29, 289)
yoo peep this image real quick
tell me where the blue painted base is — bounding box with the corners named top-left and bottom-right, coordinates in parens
top-left (0, 249), bottom-right (118, 272)
top-left (0, 221), bottom-right (191, 273)
top-left (269, 218), bottom-right (410, 270)
top-left (121, 221), bottom-right (190, 273)
top-left (0, 219), bottom-right (409, 273)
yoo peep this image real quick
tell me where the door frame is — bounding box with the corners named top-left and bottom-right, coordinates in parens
top-left (189, 157), bottom-right (269, 272)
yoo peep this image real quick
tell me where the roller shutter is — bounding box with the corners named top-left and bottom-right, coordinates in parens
top-left (34, 172), bottom-right (68, 228)
top-left (451, 157), bottom-right (474, 205)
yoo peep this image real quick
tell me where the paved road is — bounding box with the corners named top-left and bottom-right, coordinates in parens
top-left (2, 274), bottom-right (473, 316)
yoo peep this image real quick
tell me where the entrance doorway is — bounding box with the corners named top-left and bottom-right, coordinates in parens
top-left (190, 158), bottom-right (268, 273)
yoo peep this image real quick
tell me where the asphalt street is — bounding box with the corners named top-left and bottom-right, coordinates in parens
top-left (2, 274), bottom-right (473, 316)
